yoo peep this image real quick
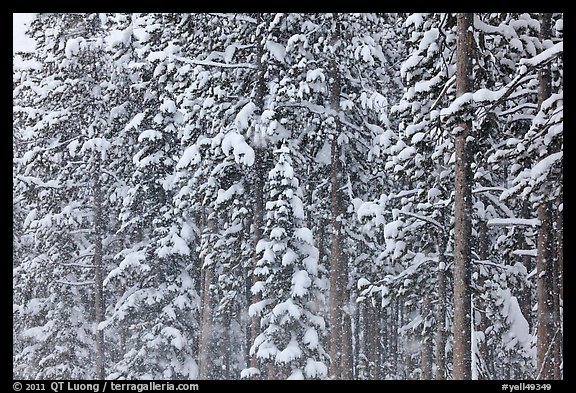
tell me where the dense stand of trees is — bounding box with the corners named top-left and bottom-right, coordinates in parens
top-left (13, 13), bottom-right (562, 380)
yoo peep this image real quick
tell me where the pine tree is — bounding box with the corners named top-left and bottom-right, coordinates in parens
top-left (13, 13), bottom-right (125, 379)
top-left (247, 144), bottom-right (328, 380)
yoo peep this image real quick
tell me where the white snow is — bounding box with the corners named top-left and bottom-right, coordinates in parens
top-left (512, 249), bottom-right (537, 257)
top-left (384, 221), bottom-right (399, 238)
top-left (240, 367), bottom-right (260, 379)
top-left (176, 145), bottom-right (201, 169)
top-left (530, 151), bottom-right (562, 180)
top-left (272, 298), bottom-right (301, 320)
top-left (410, 132), bottom-right (426, 144)
top-left (64, 37), bottom-right (84, 58)
top-left (500, 289), bottom-right (533, 356)
top-left (357, 201), bottom-right (385, 225)
top-left (360, 45), bottom-right (373, 64)
top-left (248, 299), bottom-right (272, 317)
top-left (160, 99), bottom-right (177, 114)
top-left (487, 218), bottom-right (540, 227)
top-left (234, 102), bottom-right (256, 131)
top-left (67, 139), bottom-right (80, 157)
top-left (224, 44), bottom-right (237, 63)
top-left (397, 146), bottom-right (416, 161)
top-left (291, 270), bottom-right (311, 297)
top-left (287, 369), bottom-right (304, 380)
top-left (520, 42), bottom-right (563, 66)
top-left (106, 26), bottom-right (133, 47)
top-left (221, 131), bottom-right (255, 166)
top-left (275, 339), bottom-right (302, 364)
top-left (124, 113), bottom-right (145, 131)
top-left (357, 277), bottom-right (371, 289)
top-left (304, 358), bottom-right (327, 379)
top-left (294, 228), bottom-right (313, 245)
top-left (302, 327), bottom-right (319, 349)
top-left (265, 40), bottom-right (286, 62)
top-left (161, 327), bottom-right (186, 350)
top-left (314, 140), bottom-right (332, 165)
top-left (170, 233), bottom-right (190, 256)
top-left (215, 184), bottom-right (244, 206)
top-left (137, 129), bottom-right (163, 142)
top-left (282, 249), bottom-right (297, 266)
top-left (306, 68), bottom-right (325, 83)
top-left (270, 227), bottom-right (287, 240)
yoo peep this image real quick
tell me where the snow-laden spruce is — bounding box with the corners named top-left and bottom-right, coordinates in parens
top-left (245, 144), bottom-right (328, 380)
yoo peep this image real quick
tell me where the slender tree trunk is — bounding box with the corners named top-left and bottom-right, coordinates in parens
top-left (354, 303), bottom-right (361, 378)
top-left (555, 202), bottom-right (563, 302)
top-left (198, 209), bottom-right (215, 379)
top-left (365, 301), bottom-right (379, 379)
top-left (341, 311), bottom-right (353, 379)
top-left (553, 200), bottom-right (563, 379)
top-left (328, 138), bottom-right (343, 379)
top-left (93, 174), bottom-right (105, 380)
top-left (327, 14), bottom-right (347, 379)
top-left (551, 232), bottom-right (561, 380)
top-left (223, 308), bottom-right (231, 380)
top-left (391, 299), bottom-right (399, 377)
top-left (249, 149), bottom-right (265, 374)
top-left (518, 203), bottom-right (533, 332)
top-left (536, 13), bottom-right (556, 381)
top-left (536, 203), bottom-right (554, 379)
top-left (435, 242), bottom-right (447, 380)
top-left (476, 221), bottom-right (489, 379)
top-left (421, 293), bottom-right (433, 380)
top-left (249, 14), bottom-right (268, 374)
top-left (452, 12), bottom-right (474, 381)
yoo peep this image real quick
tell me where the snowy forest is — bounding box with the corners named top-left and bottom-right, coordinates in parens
top-left (12, 13), bottom-right (563, 380)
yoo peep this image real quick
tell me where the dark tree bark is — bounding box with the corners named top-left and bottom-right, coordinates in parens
top-left (476, 221), bottom-right (489, 379)
top-left (93, 175), bottom-right (105, 380)
top-left (198, 209), bottom-right (215, 379)
top-left (420, 294), bottom-right (433, 380)
top-left (249, 148), bottom-right (265, 374)
top-left (328, 137), bottom-right (343, 379)
top-left (365, 301), bottom-right (380, 379)
top-left (518, 203), bottom-right (534, 332)
top-left (536, 202), bottom-right (554, 379)
top-left (535, 13), bottom-right (557, 381)
top-left (435, 238), bottom-right (448, 380)
top-left (552, 200), bottom-right (563, 379)
top-left (452, 12), bottom-right (474, 380)
top-left (341, 311), bottom-right (353, 379)
top-left (248, 14), bottom-right (268, 375)
top-left (327, 14), bottom-right (350, 379)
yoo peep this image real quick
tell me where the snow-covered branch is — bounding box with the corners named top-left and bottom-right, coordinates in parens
top-left (182, 57), bottom-right (257, 70)
top-left (487, 218), bottom-right (540, 227)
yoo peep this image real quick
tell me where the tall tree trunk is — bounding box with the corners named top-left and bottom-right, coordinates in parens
top-left (249, 148), bottom-right (265, 374)
top-left (452, 12), bottom-right (474, 381)
top-left (198, 209), bottom-right (215, 379)
top-left (223, 308), bottom-right (231, 379)
top-left (249, 14), bottom-right (268, 374)
top-left (476, 221), bottom-right (489, 379)
top-left (421, 293), bottom-right (433, 380)
top-left (93, 174), bottom-right (105, 380)
top-left (536, 202), bottom-right (554, 379)
top-left (553, 200), bottom-right (563, 379)
top-left (327, 14), bottom-right (347, 379)
top-left (435, 240), bottom-right (447, 380)
top-left (365, 301), bottom-right (380, 379)
top-left (555, 202), bottom-right (563, 303)
top-left (328, 137), bottom-right (343, 379)
top-left (341, 311), bottom-right (353, 379)
top-left (536, 13), bottom-right (556, 381)
top-left (518, 203), bottom-right (533, 332)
